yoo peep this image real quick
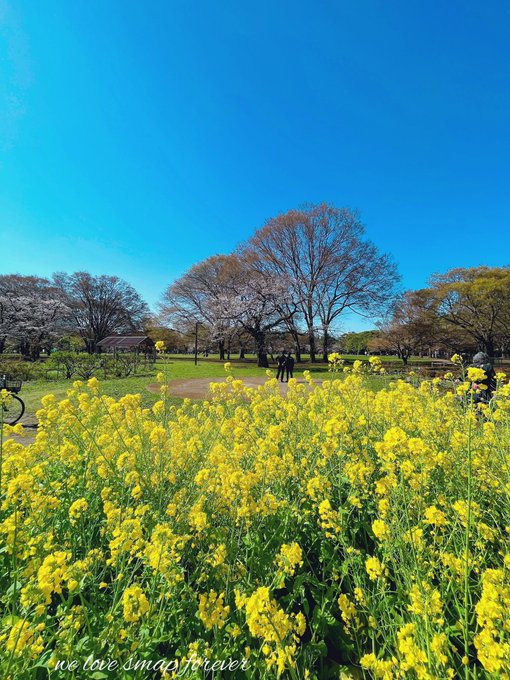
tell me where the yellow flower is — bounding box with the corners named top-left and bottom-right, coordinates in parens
top-left (131, 484), bottom-right (142, 499)
top-left (4, 353), bottom-right (510, 676)
top-left (240, 586), bottom-right (305, 673)
top-left (209, 543), bottom-right (227, 567)
top-left (328, 353), bottom-right (344, 372)
top-left (198, 590), bottom-right (230, 629)
top-left (338, 593), bottom-right (360, 632)
top-left (372, 519), bottom-right (389, 541)
top-left (361, 653), bottom-right (394, 678)
top-left (87, 376), bottom-right (100, 392)
top-left (431, 632), bottom-right (448, 665)
top-left (318, 498), bottom-right (341, 536)
top-left (276, 542), bottom-right (304, 576)
top-left (423, 505), bottom-right (447, 527)
top-left (397, 623), bottom-right (427, 672)
top-left (6, 620), bottom-right (44, 658)
top-left (348, 495), bottom-right (362, 508)
top-left (37, 551), bottom-right (70, 604)
top-left (453, 499), bottom-right (480, 525)
top-left (69, 497), bottom-right (88, 522)
top-left (365, 556), bottom-right (384, 581)
top-left (408, 583), bottom-right (443, 618)
top-left (122, 585), bottom-right (150, 622)
top-left (467, 367), bottom-right (488, 383)
top-left (456, 381), bottom-right (471, 395)
top-left (189, 507), bottom-right (208, 533)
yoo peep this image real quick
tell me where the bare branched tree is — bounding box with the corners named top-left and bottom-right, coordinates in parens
top-left (375, 291), bottom-right (437, 364)
top-left (248, 203), bottom-right (399, 361)
top-left (53, 272), bottom-right (149, 352)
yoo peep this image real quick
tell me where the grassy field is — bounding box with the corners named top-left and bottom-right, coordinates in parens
top-left (16, 355), bottom-right (429, 419)
top-left (18, 359), bottom-right (262, 418)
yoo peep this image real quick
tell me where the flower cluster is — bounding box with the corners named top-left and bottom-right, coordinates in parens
top-left (1, 370), bottom-right (509, 677)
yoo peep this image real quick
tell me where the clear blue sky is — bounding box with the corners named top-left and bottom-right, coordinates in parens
top-left (1, 1), bottom-right (509, 331)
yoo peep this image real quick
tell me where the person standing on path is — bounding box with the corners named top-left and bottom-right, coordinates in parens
top-left (285, 352), bottom-right (295, 382)
top-left (276, 352), bottom-right (287, 382)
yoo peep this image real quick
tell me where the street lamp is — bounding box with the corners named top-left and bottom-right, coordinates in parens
top-left (194, 321), bottom-right (199, 366)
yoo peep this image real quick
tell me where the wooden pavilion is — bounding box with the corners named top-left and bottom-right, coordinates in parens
top-left (96, 335), bottom-right (155, 358)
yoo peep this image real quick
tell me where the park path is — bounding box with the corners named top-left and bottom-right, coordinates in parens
top-left (147, 376), bottom-right (323, 399)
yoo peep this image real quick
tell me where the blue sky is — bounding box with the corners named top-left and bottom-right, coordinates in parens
top-left (1, 1), bottom-right (509, 331)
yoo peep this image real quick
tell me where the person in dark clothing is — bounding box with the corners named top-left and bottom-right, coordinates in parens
top-left (276, 352), bottom-right (287, 382)
top-left (471, 352), bottom-right (496, 403)
top-left (285, 352), bottom-right (295, 382)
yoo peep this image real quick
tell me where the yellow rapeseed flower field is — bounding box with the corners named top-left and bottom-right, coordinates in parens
top-left (1, 362), bottom-right (510, 678)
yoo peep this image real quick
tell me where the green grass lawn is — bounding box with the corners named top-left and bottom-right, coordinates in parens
top-left (17, 355), bottom-right (418, 419)
top-left (19, 359), bottom-right (266, 418)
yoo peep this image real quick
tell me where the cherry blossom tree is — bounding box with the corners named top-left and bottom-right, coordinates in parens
top-left (0, 275), bottom-right (69, 359)
top-left (160, 255), bottom-right (239, 360)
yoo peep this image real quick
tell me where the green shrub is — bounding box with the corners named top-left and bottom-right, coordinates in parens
top-left (0, 359), bottom-right (41, 381)
top-left (47, 352), bottom-right (101, 380)
top-left (97, 355), bottom-right (117, 379)
top-left (74, 354), bottom-right (99, 379)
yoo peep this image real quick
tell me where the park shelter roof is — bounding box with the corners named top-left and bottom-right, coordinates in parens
top-left (96, 335), bottom-right (154, 349)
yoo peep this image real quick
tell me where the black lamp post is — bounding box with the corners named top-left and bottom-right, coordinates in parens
top-left (194, 321), bottom-right (199, 366)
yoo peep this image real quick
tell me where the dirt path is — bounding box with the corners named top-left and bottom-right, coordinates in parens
top-left (148, 376), bottom-right (323, 400)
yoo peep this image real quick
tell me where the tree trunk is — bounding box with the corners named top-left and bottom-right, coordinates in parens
top-left (0, 336), bottom-right (6, 354)
top-left (84, 337), bottom-right (95, 354)
top-left (239, 346), bottom-right (246, 360)
top-left (482, 337), bottom-right (495, 358)
top-left (258, 350), bottom-right (269, 368)
top-left (306, 303), bottom-right (317, 363)
top-left (308, 329), bottom-right (316, 363)
top-left (218, 339), bottom-right (225, 360)
top-left (289, 329), bottom-right (302, 362)
top-left (30, 346), bottom-right (41, 361)
top-left (255, 332), bottom-right (269, 368)
top-left (295, 342), bottom-right (301, 363)
top-left (322, 326), bottom-right (330, 362)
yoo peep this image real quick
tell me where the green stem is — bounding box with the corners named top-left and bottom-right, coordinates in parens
top-left (463, 402), bottom-right (473, 678)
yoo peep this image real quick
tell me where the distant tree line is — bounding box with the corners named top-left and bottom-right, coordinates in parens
top-left (355, 267), bottom-right (510, 363)
top-left (0, 272), bottom-right (148, 360)
top-left (2, 205), bottom-right (509, 368)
